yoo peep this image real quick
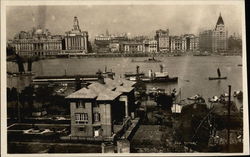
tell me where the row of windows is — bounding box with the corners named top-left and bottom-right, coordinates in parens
top-left (75, 113), bottom-right (88, 123)
top-left (75, 112), bottom-right (100, 123)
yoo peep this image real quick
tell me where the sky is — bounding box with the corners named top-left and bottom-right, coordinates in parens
top-left (6, 5), bottom-right (243, 40)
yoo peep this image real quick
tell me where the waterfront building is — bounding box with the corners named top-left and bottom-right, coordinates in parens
top-left (94, 35), bottom-right (111, 53)
top-left (66, 78), bottom-right (136, 138)
top-left (95, 32), bottom-right (129, 53)
top-left (199, 30), bottom-right (213, 52)
top-left (199, 13), bottom-right (228, 52)
top-left (120, 41), bottom-right (144, 53)
top-left (10, 28), bottom-right (62, 56)
top-left (109, 41), bottom-right (120, 53)
top-left (170, 36), bottom-right (185, 53)
top-left (143, 39), bottom-right (158, 53)
top-left (64, 16), bottom-right (89, 55)
top-left (155, 29), bottom-right (170, 52)
top-left (183, 34), bottom-right (199, 51)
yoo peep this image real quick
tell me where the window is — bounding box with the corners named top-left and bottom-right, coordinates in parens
top-left (76, 101), bottom-right (85, 108)
top-left (94, 112), bottom-right (101, 122)
top-left (75, 113), bottom-right (88, 123)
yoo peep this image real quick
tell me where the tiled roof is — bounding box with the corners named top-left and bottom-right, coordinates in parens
top-left (96, 89), bottom-right (121, 101)
top-left (66, 88), bottom-right (97, 99)
top-left (66, 77), bottom-right (135, 100)
top-left (115, 85), bottom-right (134, 93)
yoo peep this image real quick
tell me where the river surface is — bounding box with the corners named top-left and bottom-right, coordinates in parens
top-left (7, 56), bottom-right (243, 108)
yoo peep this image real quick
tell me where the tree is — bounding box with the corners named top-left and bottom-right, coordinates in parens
top-left (155, 94), bottom-right (173, 111)
top-left (87, 41), bottom-right (93, 53)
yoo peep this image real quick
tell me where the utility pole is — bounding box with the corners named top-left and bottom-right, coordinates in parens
top-left (17, 91), bottom-right (21, 123)
top-left (227, 85), bottom-right (231, 152)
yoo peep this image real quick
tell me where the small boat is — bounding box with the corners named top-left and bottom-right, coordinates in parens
top-left (233, 90), bottom-right (243, 99)
top-left (187, 94), bottom-right (201, 100)
top-left (208, 96), bottom-right (219, 103)
top-left (208, 76), bottom-right (227, 80)
top-left (208, 68), bottom-right (227, 80)
top-left (131, 57), bottom-right (161, 63)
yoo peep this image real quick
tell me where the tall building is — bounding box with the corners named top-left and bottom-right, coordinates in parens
top-left (213, 13), bottom-right (228, 51)
top-left (64, 16), bottom-right (89, 54)
top-left (199, 13), bottom-right (228, 52)
top-left (155, 29), bottom-right (170, 52)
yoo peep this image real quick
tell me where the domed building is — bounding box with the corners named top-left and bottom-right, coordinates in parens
top-left (11, 27), bottom-right (62, 56)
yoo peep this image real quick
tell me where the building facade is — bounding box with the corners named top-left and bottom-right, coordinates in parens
top-left (120, 41), bottom-right (144, 53)
top-left (10, 28), bottom-right (62, 56)
top-left (183, 34), bottom-right (199, 51)
top-left (94, 32), bottom-right (128, 53)
top-left (64, 16), bottom-right (89, 55)
top-left (155, 29), bottom-right (170, 52)
top-left (143, 39), bottom-right (158, 53)
top-left (199, 13), bottom-right (228, 52)
top-left (170, 36), bottom-right (186, 53)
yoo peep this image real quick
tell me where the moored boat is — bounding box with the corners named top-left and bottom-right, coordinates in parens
top-left (208, 76), bottom-right (227, 80)
top-left (208, 68), bottom-right (227, 80)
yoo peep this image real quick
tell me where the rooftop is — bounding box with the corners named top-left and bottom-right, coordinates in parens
top-left (66, 78), bottom-right (135, 101)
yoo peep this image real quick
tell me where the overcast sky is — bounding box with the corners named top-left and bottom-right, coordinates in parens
top-left (6, 5), bottom-right (243, 40)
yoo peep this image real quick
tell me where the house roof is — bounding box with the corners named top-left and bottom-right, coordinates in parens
top-left (66, 87), bottom-right (97, 99)
top-left (115, 85), bottom-right (134, 93)
top-left (66, 77), bottom-right (135, 100)
top-left (96, 89), bottom-right (121, 101)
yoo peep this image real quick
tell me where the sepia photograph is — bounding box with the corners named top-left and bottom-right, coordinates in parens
top-left (1, 0), bottom-right (249, 156)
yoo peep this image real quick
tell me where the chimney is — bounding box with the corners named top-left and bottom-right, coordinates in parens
top-left (75, 76), bottom-right (82, 91)
top-left (136, 65), bottom-right (140, 74)
top-left (97, 69), bottom-right (105, 84)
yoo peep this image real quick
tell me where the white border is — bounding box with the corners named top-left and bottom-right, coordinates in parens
top-left (1, 0), bottom-right (249, 157)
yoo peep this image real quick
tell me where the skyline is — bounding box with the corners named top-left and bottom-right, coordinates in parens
top-left (6, 5), bottom-right (243, 40)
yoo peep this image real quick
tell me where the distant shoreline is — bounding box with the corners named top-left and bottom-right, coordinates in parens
top-left (6, 52), bottom-right (242, 62)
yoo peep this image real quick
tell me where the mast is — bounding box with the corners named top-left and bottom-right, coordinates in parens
top-left (217, 68), bottom-right (221, 78)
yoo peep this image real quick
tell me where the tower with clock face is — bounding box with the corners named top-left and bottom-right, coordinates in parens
top-left (213, 13), bottom-right (228, 52)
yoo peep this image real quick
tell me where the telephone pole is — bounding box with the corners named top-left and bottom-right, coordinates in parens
top-left (227, 85), bottom-right (231, 152)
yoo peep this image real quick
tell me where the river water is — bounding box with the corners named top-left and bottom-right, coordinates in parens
top-left (7, 56), bottom-right (243, 108)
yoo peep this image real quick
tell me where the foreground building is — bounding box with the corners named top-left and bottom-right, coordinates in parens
top-left (199, 13), bottom-right (228, 52)
top-left (66, 78), bottom-right (136, 138)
